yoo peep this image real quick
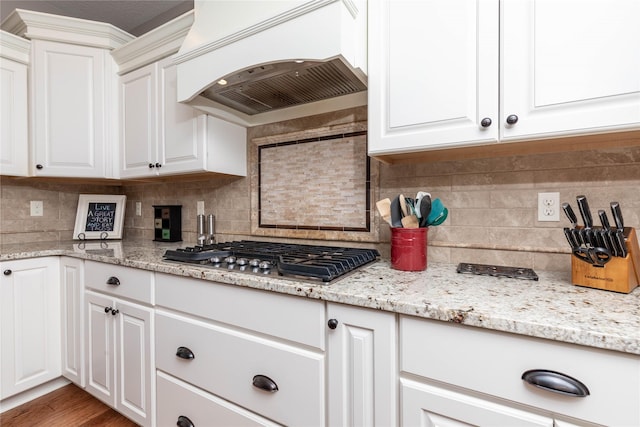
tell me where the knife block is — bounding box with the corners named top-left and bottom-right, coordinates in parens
top-left (571, 227), bottom-right (640, 293)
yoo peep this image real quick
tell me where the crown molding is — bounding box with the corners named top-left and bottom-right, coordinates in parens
top-left (0, 30), bottom-right (30, 63)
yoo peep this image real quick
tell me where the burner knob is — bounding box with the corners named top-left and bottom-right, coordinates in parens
top-left (258, 261), bottom-right (271, 270)
top-left (224, 256), bottom-right (237, 264)
top-left (249, 259), bottom-right (261, 267)
top-left (210, 256), bottom-right (223, 264)
top-left (236, 258), bottom-right (249, 266)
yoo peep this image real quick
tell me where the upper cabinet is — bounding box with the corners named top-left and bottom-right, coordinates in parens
top-left (1, 9), bottom-right (134, 178)
top-left (0, 31), bottom-right (30, 176)
top-left (113, 12), bottom-right (247, 179)
top-left (368, 0), bottom-right (640, 157)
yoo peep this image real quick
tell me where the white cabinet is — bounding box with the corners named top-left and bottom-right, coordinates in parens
top-left (326, 303), bottom-right (397, 427)
top-left (501, 0), bottom-right (640, 140)
top-left (0, 258), bottom-right (60, 399)
top-left (0, 31), bottom-right (30, 177)
top-left (400, 315), bottom-right (640, 426)
top-left (369, 0), bottom-right (640, 156)
top-left (154, 273), bottom-right (324, 426)
top-left (368, 0), bottom-right (499, 154)
top-left (30, 40), bottom-right (117, 178)
top-left (60, 257), bottom-right (84, 387)
top-left (84, 262), bottom-right (154, 427)
top-left (119, 56), bottom-right (247, 178)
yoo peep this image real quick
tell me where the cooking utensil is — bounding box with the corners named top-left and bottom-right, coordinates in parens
top-left (376, 198), bottom-right (392, 226)
top-left (426, 198), bottom-right (445, 226)
top-left (610, 202), bottom-right (624, 230)
top-left (615, 229), bottom-right (628, 257)
top-left (572, 246), bottom-right (611, 267)
top-left (399, 194), bottom-right (408, 217)
top-left (562, 203), bottom-right (578, 228)
top-left (576, 195), bottom-right (593, 228)
top-left (563, 227), bottom-right (578, 248)
top-left (390, 196), bottom-right (403, 227)
top-left (401, 214), bottom-right (420, 228)
top-left (598, 210), bottom-right (611, 230)
top-left (418, 195), bottom-right (432, 227)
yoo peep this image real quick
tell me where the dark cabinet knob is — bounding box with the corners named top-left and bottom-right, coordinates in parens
top-left (148, 163), bottom-right (155, 168)
top-left (480, 118), bottom-right (492, 128)
top-left (106, 276), bottom-right (120, 286)
top-left (155, 162), bottom-right (162, 168)
top-left (3, 269), bottom-right (11, 276)
top-left (506, 114), bottom-right (519, 125)
top-left (177, 415), bottom-right (195, 427)
top-left (328, 319), bottom-right (339, 329)
top-left (252, 374), bottom-right (278, 392)
top-left (111, 308), bottom-right (119, 316)
top-left (176, 346), bottom-right (195, 360)
top-left (36, 164), bottom-right (43, 170)
top-left (522, 369), bottom-right (590, 397)
top-left (104, 306), bottom-right (112, 313)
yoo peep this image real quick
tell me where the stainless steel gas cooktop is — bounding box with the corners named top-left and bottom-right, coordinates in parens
top-left (163, 240), bottom-right (379, 283)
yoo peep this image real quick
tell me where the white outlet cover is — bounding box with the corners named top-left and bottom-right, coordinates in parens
top-left (30, 200), bottom-right (43, 216)
top-left (537, 192), bottom-right (560, 222)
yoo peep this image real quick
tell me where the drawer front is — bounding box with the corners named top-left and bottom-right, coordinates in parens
top-left (85, 261), bottom-right (153, 304)
top-left (157, 371), bottom-right (280, 427)
top-left (156, 273), bottom-right (324, 349)
top-left (400, 316), bottom-right (640, 426)
top-left (156, 311), bottom-right (325, 426)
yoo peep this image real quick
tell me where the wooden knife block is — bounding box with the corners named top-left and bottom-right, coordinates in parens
top-left (571, 227), bottom-right (640, 293)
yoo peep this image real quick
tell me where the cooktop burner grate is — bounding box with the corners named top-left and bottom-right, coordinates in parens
top-left (456, 263), bottom-right (539, 281)
top-left (164, 241), bottom-right (379, 283)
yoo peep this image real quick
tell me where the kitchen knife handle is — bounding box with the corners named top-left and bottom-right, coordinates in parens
top-left (598, 210), bottom-right (610, 230)
top-left (615, 229), bottom-right (628, 257)
top-left (610, 202), bottom-right (624, 230)
top-left (561, 203), bottom-right (578, 227)
top-left (576, 195), bottom-right (593, 228)
top-left (563, 227), bottom-right (577, 249)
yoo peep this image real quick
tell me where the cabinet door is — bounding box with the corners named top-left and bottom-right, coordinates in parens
top-left (401, 378), bottom-right (553, 427)
top-left (0, 258), bottom-right (60, 399)
top-left (60, 257), bottom-right (84, 387)
top-left (0, 57), bottom-right (29, 176)
top-left (115, 299), bottom-right (153, 427)
top-left (158, 56), bottom-right (205, 174)
top-left (120, 63), bottom-right (158, 178)
top-left (327, 303), bottom-right (397, 426)
top-left (85, 290), bottom-right (116, 407)
top-left (31, 40), bottom-right (108, 177)
top-left (502, 0), bottom-right (640, 140)
top-left (368, 0), bottom-right (499, 155)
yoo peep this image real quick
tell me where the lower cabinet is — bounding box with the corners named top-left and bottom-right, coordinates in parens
top-left (400, 315), bottom-right (640, 427)
top-left (0, 257), bottom-right (61, 399)
top-left (85, 290), bottom-right (153, 426)
top-left (326, 302), bottom-right (397, 426)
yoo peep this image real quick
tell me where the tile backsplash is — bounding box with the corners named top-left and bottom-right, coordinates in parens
top-left (1, 106), bottom-right (639, 273)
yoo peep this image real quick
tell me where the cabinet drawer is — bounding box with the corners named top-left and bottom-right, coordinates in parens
top-left (85, 261), bottom-right (153, 304)
top-left (400, 316), bottom-right (640, 426)
top-left (156, 273), bottom-right (324, 349)
top-left (157, 371), bottom-right (280, 427)
top-left (156, 311), bottom-right (325, 426)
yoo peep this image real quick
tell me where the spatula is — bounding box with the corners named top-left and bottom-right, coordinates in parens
top-left (376, 198), bottom-right (392, 226)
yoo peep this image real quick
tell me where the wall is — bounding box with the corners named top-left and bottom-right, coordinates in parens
top-left (2, 107), bottom-right (639, 274)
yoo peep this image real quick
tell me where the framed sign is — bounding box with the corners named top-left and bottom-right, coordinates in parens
top-left (73, 194), bottom-right (126, 240)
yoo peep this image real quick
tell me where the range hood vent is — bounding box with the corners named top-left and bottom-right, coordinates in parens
top-left (203, 58), bottom-right (367, 116)
top-left (175, 1), bottom-right (368, 126)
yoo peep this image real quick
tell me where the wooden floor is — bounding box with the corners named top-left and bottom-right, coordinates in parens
top-left (0, 384), bottom-right (139, 427)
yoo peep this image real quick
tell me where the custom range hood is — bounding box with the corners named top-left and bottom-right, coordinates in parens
top-left (174, 0), bottom-right (367, 126)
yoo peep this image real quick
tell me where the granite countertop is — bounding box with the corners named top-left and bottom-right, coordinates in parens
top-left (1, 239), bottom-right (639, 356)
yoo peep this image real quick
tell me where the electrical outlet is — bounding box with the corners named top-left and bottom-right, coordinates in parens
top-left (197, 201), bottom-right (205, 215)
top-left (135, 201), bottom-right (142, 216)
top-left (537, 192), bottom-right (560, 222)
top-left (30, 200), bottom-right (43, 216)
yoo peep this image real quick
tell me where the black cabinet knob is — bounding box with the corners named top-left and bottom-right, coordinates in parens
top-left (177, 415), bottom-right (195, 427)
top-left (252, 374), bottom-right (278, 392)
top-left (106, 276), bottom-right (120, 286)
top-left (111, 308), bottom-right (119, 316)
top-left (176, 346), bottom-right (195, 360)
top-left (3, 269), bottom-right (11, 276)
top-left (36, 164), bottom-right (43, 170)
top-left (328, 319), bottom-right (339, 329)
top-left (480, 117), bottom-right (492, 128)
top-left (148, 163), bottom-right (155, 168)
top-left (506, 114), bottom-right (519, 125)
top-left (104, 306), bottom-right (112, 313)
top-left (155, 162), bottom-right (162, 168)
